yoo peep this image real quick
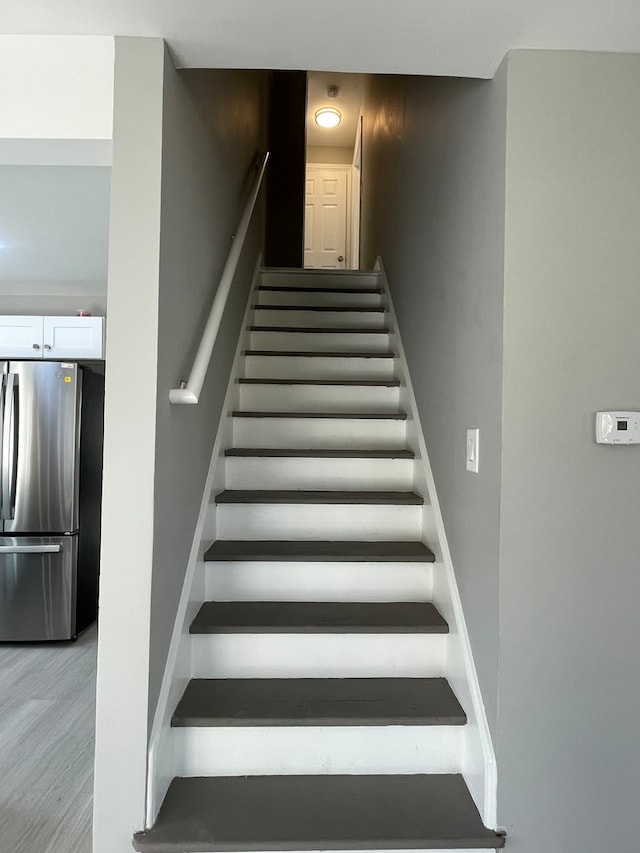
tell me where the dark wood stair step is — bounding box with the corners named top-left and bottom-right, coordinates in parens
top-left (239, 378), bottom-right (401, 386)
top-left (204, 539), bottom-right (435, 562)
top-left (133, 774), bottom-right (505, 851)
top-left (225, 448), bottom-right (415, 458)
top-left (190, 601), bottom-right (448, 634)
top-left (214, 490), bottom-right (423, 505)
top-left (249, 326), bottom-right (391, 333)
top-left (260, 268), bottom-right (379, 278)
top-left (253, 304), bottom-right (386, 312)
top-left (244, 350), bottom-right (396, 358)
top-left (231, 410), bottom-right (407, 420)
top-left (258, 286), bottom-right (382, 295)
top-left (172, 677), bottom-right (466, 727)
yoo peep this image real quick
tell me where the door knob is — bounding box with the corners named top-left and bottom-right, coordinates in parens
top-left (32, 343), bottom-right (40, 350)
top-left (338, 255), bottom-right (344, 262)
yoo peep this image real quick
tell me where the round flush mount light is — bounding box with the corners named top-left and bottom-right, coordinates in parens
top-left (315, 107), bottom-right (341, 129)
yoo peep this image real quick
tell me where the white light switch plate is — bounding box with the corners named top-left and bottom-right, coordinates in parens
top-left (466, 428), bottom-right (479, 473)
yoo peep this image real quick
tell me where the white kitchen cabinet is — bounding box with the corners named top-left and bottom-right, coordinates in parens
top-left (0, 315), bottom-right (44, 358)
top-left (0, 315), bottom-right (104, 360)
top-left (43, 316), bottom-right (104, 360)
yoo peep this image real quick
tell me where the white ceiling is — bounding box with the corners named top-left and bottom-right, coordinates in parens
top-left (3, 1), bottom-right (640, 79)
top-left (306, 73), bottom-right (365, 149)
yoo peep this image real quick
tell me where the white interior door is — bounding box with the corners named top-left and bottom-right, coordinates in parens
top-left (304, 166), bottom-right (349, 269)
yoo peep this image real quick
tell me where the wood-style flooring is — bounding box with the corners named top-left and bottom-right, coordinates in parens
top-left (0, 625), bottom-right (97, 853)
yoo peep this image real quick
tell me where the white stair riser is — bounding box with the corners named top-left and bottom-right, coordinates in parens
top-left (225, 456), bottom-right (414, 490)
top-left (253, 308), bottom-right (387, 329)
top-left (238, 383), bottom-right (400, 412)
top-left (174, 726), bottom-right (462, 777)
top-left (249, 330), bottom-right (391, 352)
top-left (216, 503), bottom-right (422, 541)
top-left (243, 354), bottom-right (395, 380)
top-left (233, 416), bottom-right (406, 449)
top-left (261, 271), bottom-right (381, 290)
top-left (258, 290), bottom-right (382, 308)
top-left (192, 634), bottom-right (447, 678)
top-left (205, 561), bottom-right (433, 602)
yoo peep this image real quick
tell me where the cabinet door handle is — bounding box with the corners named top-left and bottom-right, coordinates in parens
top-left (32, 343), bottom-right (40, 350)
top-left (44, 344), bottom-right (52, 351)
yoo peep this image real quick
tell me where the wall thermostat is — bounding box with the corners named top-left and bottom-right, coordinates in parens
top-left (596, 412), bottom-right (640, 444)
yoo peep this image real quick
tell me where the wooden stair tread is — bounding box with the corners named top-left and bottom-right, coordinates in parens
top-left (190, 601), bottom-right (448, 634)
top-left (253, 305), bottom-right (386, 312)
top-left (238, 378), bottom-right (401, 386)
top-left (249, 326), bottom-right (391, 333)
top-left (204, 539), bottom-right (435, 562)
top-left (244, 350), bottom-right (396, 358)
top-left (133, 774), bottom-right (505, 851)
top-left (214, 490), bottom-right (423, 505)
top-left (258, 286), bottom-right (382, 294)
top-left (225, 448), bottom-right (415, 458)
top-left (172, 677), bottom-right (466, 727)
top-left (231, 410), bottom-right (407, 420)
top-left (260, 267), bottom-right (379, 277)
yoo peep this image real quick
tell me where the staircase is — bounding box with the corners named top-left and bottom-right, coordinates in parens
top-left (134, 268), bottom-right (505, 852)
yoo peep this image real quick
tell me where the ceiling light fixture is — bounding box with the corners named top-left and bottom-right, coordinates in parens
top-left (315, 107), bottom-right (341, 129)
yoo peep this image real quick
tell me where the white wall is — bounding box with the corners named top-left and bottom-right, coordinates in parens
top-left (307, 145), bottom-right (354, 165)
top-left (361, 67), bottom-right (508, 735)
top-left (0, 35), bottom-right (114, 140)
top-left (498, 50), bottom-right (640, 852)
top-left (93, 39), bottom-right (267, 852)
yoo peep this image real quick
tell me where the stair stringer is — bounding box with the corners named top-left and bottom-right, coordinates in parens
top-left (145, 256), bottom-right (262, 827)
top-left (376, 257), bottom-right (498, 829)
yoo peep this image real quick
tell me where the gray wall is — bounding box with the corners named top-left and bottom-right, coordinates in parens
top-left (361, 67), bottom-right (508, 734)
top-left (361, 51), bottom-right (640, 852)
top-left (150, 63), bottom-right (267, 719)
top-left (93, 39), bottom-right (267, 853)
top-left (0, 164), bottom-right (110, 315)
top-left (498, 51), bottom-right (640, 851)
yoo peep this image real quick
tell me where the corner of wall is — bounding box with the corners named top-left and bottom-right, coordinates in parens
top-left (93, 35), bottom-right (166, 853)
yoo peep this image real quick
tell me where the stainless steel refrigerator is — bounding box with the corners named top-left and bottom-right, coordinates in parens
top-left (0, 361), bottom-right (104, 641)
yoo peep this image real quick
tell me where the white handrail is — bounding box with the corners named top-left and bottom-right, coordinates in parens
top-left (169, 151), bottom-right (270, 405)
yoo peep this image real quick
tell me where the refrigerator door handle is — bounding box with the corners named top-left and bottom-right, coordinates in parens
top-left (0, 373), bottom-right (4, 518)
top-left (1, 373), bottom-right (18, 520)
top-left (0, 544), bottom-right (62, 554)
